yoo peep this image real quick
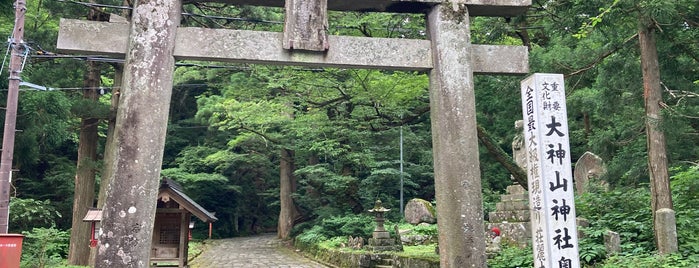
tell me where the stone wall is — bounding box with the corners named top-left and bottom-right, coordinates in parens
top-left (295, 239), bottom-right (439, 268)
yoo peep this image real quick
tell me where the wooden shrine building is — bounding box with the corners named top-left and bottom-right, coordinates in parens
top-left (84, 178), bottom-right (217, 267)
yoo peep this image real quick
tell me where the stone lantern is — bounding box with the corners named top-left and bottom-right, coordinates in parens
top-left (366, 200), bottom-right (401, 252)
top-left (369, 200), bottom-right (390, 239)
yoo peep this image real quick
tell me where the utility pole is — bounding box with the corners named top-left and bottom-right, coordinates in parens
top-left (0, 0), bottom-right (27, 234)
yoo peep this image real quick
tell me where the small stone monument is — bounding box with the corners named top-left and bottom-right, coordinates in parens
top-left (656, 208), bottom-right (678, 255)
top-left (365, 200), bottom-right (401, 252)
top-left (574, 152), bottom-right (607, 194)
top-left (604, 230), bottom-right (621, 256)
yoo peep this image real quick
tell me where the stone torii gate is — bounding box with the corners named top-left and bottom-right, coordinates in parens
top-left (57, 0), bottom-right (529, 267)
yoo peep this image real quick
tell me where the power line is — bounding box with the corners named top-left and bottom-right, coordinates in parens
top-left (0, 83), bottom-right (227, 92)
top-left (57, 0), bottom-right (426, 34)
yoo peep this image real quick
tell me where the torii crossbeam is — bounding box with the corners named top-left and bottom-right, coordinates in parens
top-left (57, 0), bottom-right (530, 267)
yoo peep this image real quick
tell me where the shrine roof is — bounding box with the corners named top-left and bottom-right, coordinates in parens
top-left (160, 178), bottom-right (219, 223)
top-left (82, 178), bottom-right (218, 223)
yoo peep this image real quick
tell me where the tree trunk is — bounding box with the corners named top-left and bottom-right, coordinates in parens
top-left (638, 18), bottom-right (676, 253)
top-left (94, 0), bottom-right (181, 266)
top-left (278, 148), bottom-right (300, 239)
top-left (89, 63), bottom-right (122, 266)
top-left (67, 60), bottom-right (100, 266)
top-left (476, 124), bottom-right (527, 189)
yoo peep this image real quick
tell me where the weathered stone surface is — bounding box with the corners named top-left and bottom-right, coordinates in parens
top-left (190, 234), bottom-right (327, 267)
top-left (577, 217), bottom-right (590, 239)
top-left (404, 198), bottom-right (437, 225)
top-left (573, 152), bottom-right (607, 194)
top-left (486, 222), bottom-right (530, 247)
top-left (283, 0), bottom-right (329, 51)
top-left (488, 210), bottom-right (530, 223)
top-left (57, 19), bottom-right (529, 74)
top-left (495, 199), bottom-right (529, 211)
top-left (190, 0), bottom-right (531, 17)
top-left (604, 230), bottom-right (620, 256)
top-left (512, 120), bottom-right (527, 171)
top-left (428, 5), bottom-right (486, 266)
top-left (501, 193), bottom-right (529, 201)
top-left (94, 0), bottom-right (182, 266)
top-left (487, 184), bottom-right (531, 247)
top-left (506, 184), bottom-right (526, 194)
top-left (656, 208), bottom-right (678, 255)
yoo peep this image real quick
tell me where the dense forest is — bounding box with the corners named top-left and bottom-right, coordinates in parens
top-left (0, 0), bottom-right (697, 267)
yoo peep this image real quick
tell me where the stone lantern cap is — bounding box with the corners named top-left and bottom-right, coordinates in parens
top-left (368, 200), bottom-right (390, 213)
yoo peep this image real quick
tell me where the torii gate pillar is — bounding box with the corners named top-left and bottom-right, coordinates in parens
top-left (428, 4), bottom-right (486, 267)
top-left (94, 0), bottom-right (182, 267)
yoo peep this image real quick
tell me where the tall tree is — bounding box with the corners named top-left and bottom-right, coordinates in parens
top-left (67, 59), bottom-right (101, 265)
top-left (638, 10), bottom-right (676, 254)
top-left (67, 4), bottom-right (109, 264)
top-left (278, 147), bottom-right (300, 239)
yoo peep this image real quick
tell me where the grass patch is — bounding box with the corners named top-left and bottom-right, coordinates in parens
top-left (395, 245), bottom-right (439, 262)
top-left (188, 240), bottom-right (206, 262)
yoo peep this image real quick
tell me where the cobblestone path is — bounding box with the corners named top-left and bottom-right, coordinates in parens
top-left (188, 233), bottom-right (330, 268)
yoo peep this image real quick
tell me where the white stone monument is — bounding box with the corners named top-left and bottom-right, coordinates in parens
top-left (521, 73), bottom-right (580, 268)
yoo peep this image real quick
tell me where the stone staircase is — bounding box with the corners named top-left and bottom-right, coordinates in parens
top-left (487, 185), bottom-right (531, 247)
top-left (374, 257), bottom-right (394, 268)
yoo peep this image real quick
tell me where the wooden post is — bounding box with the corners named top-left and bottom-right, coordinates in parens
top-left (427, 4), bottom-right (487, 267)
top-left (94, 0), bottom-right (181, 266)
top-left (283, 0), bottom-right (329, 51)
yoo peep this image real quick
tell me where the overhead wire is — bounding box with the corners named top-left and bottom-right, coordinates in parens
top-left (0, 83), bottom-right (225, 92)
top-left (58, 0), bottom-right (423, 33)
top-left (58, 0), bottom-right (284, 24)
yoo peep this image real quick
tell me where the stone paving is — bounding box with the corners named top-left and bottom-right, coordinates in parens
top-left (188, 233), bottom-right (330, 268)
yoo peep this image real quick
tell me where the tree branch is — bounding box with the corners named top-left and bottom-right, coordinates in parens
top-left (566, 33), bottom-right (638, 77)
top-left (476, 124), bottom-right (528, 190)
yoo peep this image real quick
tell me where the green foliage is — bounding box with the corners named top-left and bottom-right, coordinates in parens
top-left (8, 198), bottom-right (61, 233)
top-left (487, 244), bottom-right (534, 268)
top-left (670, 166), bottom-right (699, 255)
top-left (576, 185), bottom-right (655, 253)
top-left (573, 167), bottom-right (699, 266)
top-left (70, 98), bottom-right (110, 119)
top-left (410, 223), bottom-right (438, 237)
top-left (20, 227), bottom-right (70, 268)
top-left (578, 235), bottom-right (607, 264)
top-left (572, 0), bottom-right (622, 39)
top-left (395, 244), bottom-right (439, 262)
top-left (295, 225), bottom-right (329, 245)
top-left (294, 214), bottom-right (380, 249)
top-left (318, 236), bottom-right (347, 249)
top-left (15, 155), bottom-right (75, 229)
top-left (601, 252), bottom-right (699, 268)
